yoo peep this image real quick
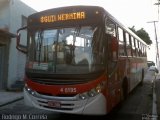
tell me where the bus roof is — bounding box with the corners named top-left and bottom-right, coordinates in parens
top-left (28, 6), bottom-right (105, 29)
top-left (28, 5), bottom-right (147, 46)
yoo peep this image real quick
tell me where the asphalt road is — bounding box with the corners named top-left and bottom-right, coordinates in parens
top-left (0, 70), bottom-right (156, 120)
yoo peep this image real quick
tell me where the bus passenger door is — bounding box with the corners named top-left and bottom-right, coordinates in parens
top-left (107, 35), bottom-right (120, 111)
top-left (105, 19), bottom-right (121, 112)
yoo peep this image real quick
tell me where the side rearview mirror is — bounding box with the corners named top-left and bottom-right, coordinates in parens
top-left (16, 26), bottom-right (27, 54)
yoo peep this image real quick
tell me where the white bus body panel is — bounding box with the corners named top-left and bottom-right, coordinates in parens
top-left (24, 89), bottom-right (107, 115)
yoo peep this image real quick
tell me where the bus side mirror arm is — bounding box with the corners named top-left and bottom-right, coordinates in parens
top-left (16, 26), bottom-right (27, 54)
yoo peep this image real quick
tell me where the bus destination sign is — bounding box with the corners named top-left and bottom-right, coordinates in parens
top-left (40, 12), bottom-right (86, 23)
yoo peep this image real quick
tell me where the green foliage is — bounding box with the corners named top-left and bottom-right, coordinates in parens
top-left (129, 26), bottom-right (136, 33)
top-left (129, 26), bottom-right (152, 45)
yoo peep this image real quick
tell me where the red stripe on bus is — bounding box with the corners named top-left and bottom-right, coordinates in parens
top-left (26, 74), bottom-right (107, 96)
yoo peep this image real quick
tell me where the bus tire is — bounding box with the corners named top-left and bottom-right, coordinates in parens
top-left (122, 77), bottom-right (128, 100)
top-left (140, 69), bottom-right (144, 86)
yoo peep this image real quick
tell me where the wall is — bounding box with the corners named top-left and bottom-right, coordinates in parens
top-left (0, 1), bottom-right (10, 30)
top-left (7, 0), bottom-right (36, 88)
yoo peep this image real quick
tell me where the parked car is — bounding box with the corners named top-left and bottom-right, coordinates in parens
top-left (149, 66), bottom-right (159, 73)
top-left (147, 61), bottom-right (155, 67)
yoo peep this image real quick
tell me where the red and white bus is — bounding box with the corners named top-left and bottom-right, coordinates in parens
top-left (16, 6), bottom-right (147, 115)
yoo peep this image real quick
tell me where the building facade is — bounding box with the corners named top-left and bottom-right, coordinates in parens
top-left (0, 0), bottom-right (36, 90)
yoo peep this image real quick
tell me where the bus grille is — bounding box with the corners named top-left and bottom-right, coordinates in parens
top-left (30, 77), bottom-right (90, 85)
top-left (37, 92), bottom-right (76, 97)
top-left (30, 92), bottom-right (83, 112)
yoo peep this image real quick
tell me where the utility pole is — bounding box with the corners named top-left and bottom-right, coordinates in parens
top-left (155, 0), bottom-right (160, 20)
top-left (153, 0), bottom-right (160, 68)
top-left (147, 21), bottom-right (159, 68)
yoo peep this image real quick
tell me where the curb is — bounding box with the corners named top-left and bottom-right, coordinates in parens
top-left (152, 74), bottom-right (158, 120)
top-left (0, 97), bottom-right (24, 107)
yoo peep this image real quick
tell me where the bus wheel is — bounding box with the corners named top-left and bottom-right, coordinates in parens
top-left (140, 69), bottom-right (144, 86)
top-left (122, 77), bottom-right (128, 100)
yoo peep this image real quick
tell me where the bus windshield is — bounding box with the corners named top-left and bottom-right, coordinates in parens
top-left (27, 26), bottom-right (105, 74)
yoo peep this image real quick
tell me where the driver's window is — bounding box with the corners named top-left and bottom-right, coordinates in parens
top-left (105, 19), bottom-right (116, 37)
top-left (105, 18), bottom-right (118, 75)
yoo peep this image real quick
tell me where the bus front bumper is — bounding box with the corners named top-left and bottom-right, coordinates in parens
top-left (24, 88), bottom-right (107, 115)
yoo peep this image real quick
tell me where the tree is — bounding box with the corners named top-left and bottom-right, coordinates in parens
top-left (136, 28), bottom-right (152, 45)
top-left (129, 26), bottom-right (152, 45)
top-left (129, 26), bottom-right (136, 33)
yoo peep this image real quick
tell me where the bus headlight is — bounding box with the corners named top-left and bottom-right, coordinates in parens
top-left (95, 84), bottom-right (102, 93)
top-left (88, 90), bottom-right (95, 97)
top-left (79, 81), bottom-right (106, 100)
top-left (79, 93), bottom-right (87, 100)
top-left (94, 80), bottom-right (106, 94)
top-left (25, 84), bottom-right (35, 95)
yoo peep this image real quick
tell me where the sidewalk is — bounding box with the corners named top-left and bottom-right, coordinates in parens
top-left (144, 69), bottom-right (156, 82)
top-left (0, 91), bottom-right (23, 107)
top-left (155, 73), bottom-right (160, 116)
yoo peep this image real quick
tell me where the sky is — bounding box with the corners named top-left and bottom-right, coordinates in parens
top-left (20, 0), bottom-right (159, 63)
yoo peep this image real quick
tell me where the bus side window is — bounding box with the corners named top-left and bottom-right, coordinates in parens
top-left (105, 19), bottom-right (116, 37)
top-left (139, 42), bottom-right (142, 57)
top-left (131, 37), bottom-right (136, 57)
top-left (118, 27), bottom-right (125, 56)
top-left (125, 32), bottom-right (132, 57)
top-left (142, 44), bottom-right (147, 57)
top-left (135, 39), bottom-right (139, 57)
top-left (144, 46), bottom-right (146, 57)
top-left (105, 19), bottom-right (118, 75)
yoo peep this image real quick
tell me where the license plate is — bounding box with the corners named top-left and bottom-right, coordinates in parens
top-left (48, 101), bottom-right (61, 108)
